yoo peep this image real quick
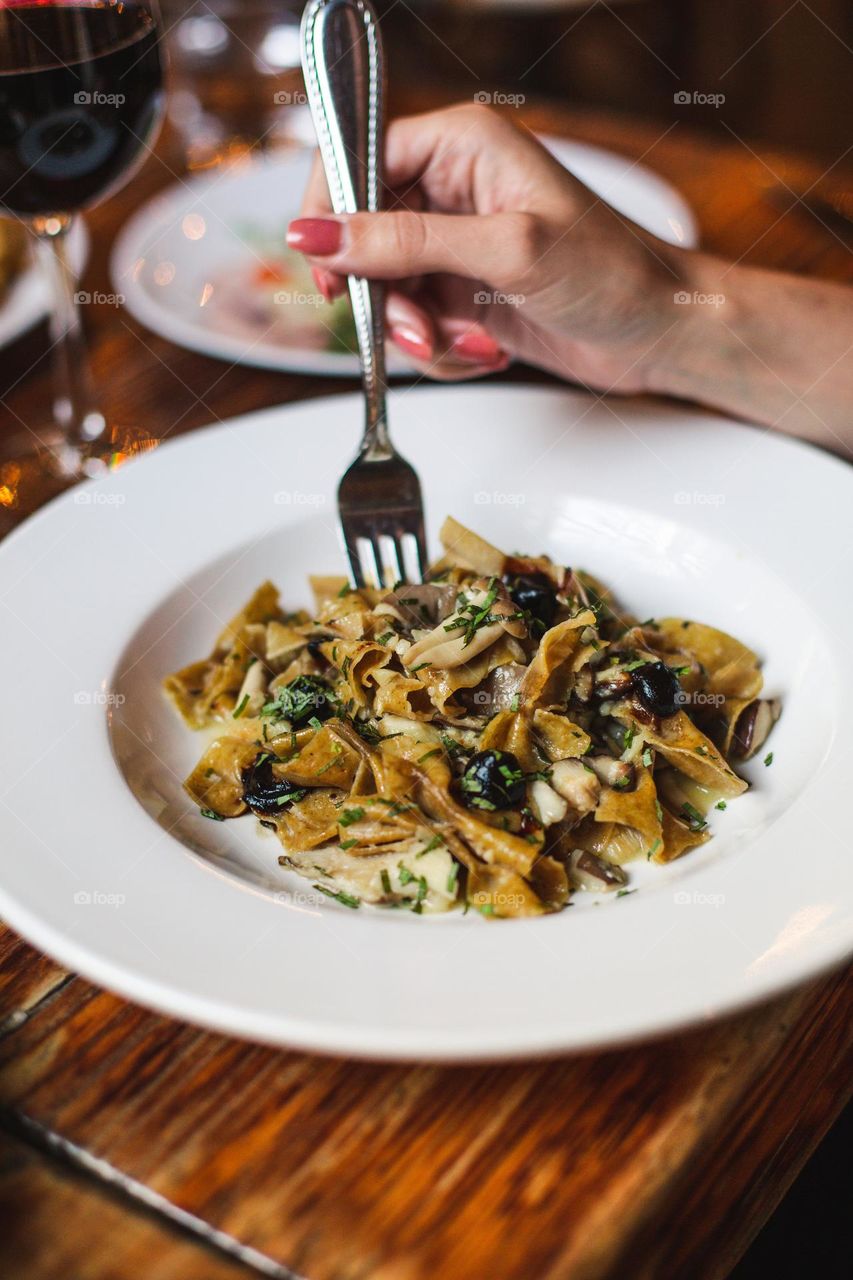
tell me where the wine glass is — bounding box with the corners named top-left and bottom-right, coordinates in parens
top-left (0, 0), bottom-right (166, 513)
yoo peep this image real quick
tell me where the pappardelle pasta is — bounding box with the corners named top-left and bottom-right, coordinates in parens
top-left (165, 517), bottom-right (779, 917)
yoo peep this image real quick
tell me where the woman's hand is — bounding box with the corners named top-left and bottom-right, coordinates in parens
top-left (289, 102), bottom-right (853, 456)
top-left (287, 103), bottom-right (678, 389)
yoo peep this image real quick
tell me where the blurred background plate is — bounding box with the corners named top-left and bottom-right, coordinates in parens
top-left (110, 137), bottom-right (697, 377)
top-left (0, 219), bottom-right (88, 351)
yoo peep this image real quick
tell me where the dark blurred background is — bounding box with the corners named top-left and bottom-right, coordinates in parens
top-left (378, 0), bottom-right (852, 160)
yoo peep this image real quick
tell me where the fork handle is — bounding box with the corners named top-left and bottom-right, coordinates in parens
top-left (301, 0), bottom-right (390, 459)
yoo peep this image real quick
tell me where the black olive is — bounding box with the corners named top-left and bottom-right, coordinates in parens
top-left (307, 635), bottom-right (333, 662)
top-left (269, 674), bottom-right (334, 727)
top-left (631, 661), bottom-right (681, 718)
top-left (241, 755), bottom-right (306, 816)
top-left (459, 749), bottom-right (526, 811)
top-left (507, 574), bottom-right (557, 632)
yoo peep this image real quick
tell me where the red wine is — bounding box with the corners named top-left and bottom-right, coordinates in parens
top-left (0, 2), bottom-right (163, 216)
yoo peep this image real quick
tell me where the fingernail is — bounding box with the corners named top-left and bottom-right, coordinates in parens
top-left (452, 330), bottom-right (504, 362)
top-left (287, 217), bottom-right (342, 255)
top-left (391, 325), bottom-right (433, 361)
top-left (311, 267), bottom-right (333, 299)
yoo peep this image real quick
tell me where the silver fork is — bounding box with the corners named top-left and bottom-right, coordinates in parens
top-left (301, 0), bottom-right (427, 588)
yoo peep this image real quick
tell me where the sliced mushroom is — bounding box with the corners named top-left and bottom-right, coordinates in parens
top-left (567, 848), bottom-right (627, 892)
top-left (593, 667), bottom-right (634, 700)
top-left (234, 658), bottom-right (267, 715)
top-left (550, 759), bottom-right (601, 816)
top-left (456, 662), bottom-right (527, 716)
top-left (470, 577), bottom-right (528, 641)
top-left (529, 779), bottom-right (569, 827)
top-left (571, 669), bottom-right (594, 704)
top-left (731, 698), bottom-right (781, 759)
top-left (587, 755), bottom-right (636, 790)
top-left (375, 584), bottom-right (459, 631)
top-left (403, 580), bottom-right (525, 670)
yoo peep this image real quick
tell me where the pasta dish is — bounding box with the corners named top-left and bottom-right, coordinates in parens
top-left (165, 517), bottom-right (779, 917)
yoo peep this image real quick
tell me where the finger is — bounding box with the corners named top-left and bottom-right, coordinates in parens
top-left (398, 352), bottom-right (511, 382)
top-left (287, 209), bottom-right (551, 291)
top-left (300, 149), bottom-right (333, 218)
top-left (381, 104), bottom-right (567, 208)
top-left (386, 291), bottom-right (435, 362)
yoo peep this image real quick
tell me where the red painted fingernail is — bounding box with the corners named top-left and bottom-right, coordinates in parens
top-left (311, 267), bottom-right (333, 299)
top-left (391, 325), bottom-right (433, 361)
top-left (286, 217), bottom-right (342, 255)
top-left (452, 330), bottom-right (504, 362)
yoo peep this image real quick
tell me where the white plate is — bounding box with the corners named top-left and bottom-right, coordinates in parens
top-left (110, 138), bottom-right (697, 377)
top-left (0, 220), bottom-right (89, 349)
top-left (1, 384), bottom-right (849, 1061)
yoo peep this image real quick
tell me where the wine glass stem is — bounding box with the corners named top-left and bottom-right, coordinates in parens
top-left (32, 214), bottom-right (107, 471)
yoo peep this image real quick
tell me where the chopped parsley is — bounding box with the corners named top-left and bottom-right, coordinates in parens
top-left (446, 862), bottom-right (460, 894)
top-left (439, 732), bottom-right (466, 759)
top-left (680, 802), bottom-right (707, 832)
top-left (418, 747), bottom-right (443, 764)
top-left (199, 808), bottom-right (224, 821)
top-left (338, 807), bottom-right (365, 827)
top-left (340, 838), bottom-right (358, 851)
top-left (380, 869), bottom-right (392, 895)
top-left (641, 747), bottom-right (653, 767)
top-left (442, 578), bottom-right (514, 648)
top-left (397, 863), bottom-right (415, 886)
top-left (764, 752), bottom-right (774, 767)
top-left (232, 694), bottom-right (250, 719)
top-left (646, 838), bottom-right (662, 860)
top-left (313, 883), bottom-right (360, 908)
top-left (715, 800), bottom-right (727, 810)
top-left (377, 631), bottom-right (394, 646)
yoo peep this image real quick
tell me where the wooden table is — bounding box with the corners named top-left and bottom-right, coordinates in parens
top-left (1, 100), bottom-right (852, 1280)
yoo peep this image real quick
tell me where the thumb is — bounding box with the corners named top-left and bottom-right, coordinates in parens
top-left (286, 210), bottom-right (547, 289)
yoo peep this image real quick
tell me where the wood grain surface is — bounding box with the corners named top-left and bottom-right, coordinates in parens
top-left (1, 99), bottom-right (852, 1280)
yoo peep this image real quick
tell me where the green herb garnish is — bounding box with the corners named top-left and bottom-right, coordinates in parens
top-left (313, 883), bottom-right (360, 908)
top-left (681, 802), bottom-right (707, 832)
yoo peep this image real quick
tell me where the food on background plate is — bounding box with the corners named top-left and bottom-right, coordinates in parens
top-left (165, 518), bottom-right (779, 917)
top-left (209, 225), bottom-right (356, 353)
top-left (0, 219), bottom-right (26, 303)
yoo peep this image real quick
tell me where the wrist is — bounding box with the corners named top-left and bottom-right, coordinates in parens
top-left (640, 247), bottom-right (735, 399)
